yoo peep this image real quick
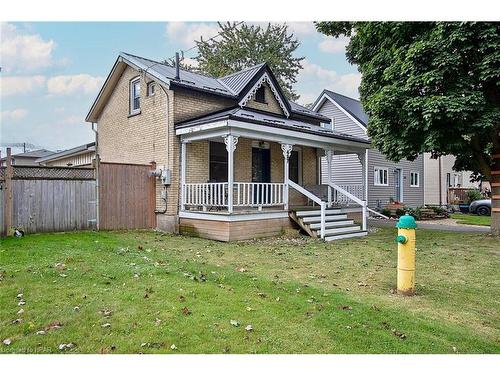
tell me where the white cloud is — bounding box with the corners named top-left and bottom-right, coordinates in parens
top-left (296, 60), bottom-right (361, 104)
top-left (1, 22), bottom-right (56, 73)
top-left (249, 22), bottom-right (317, 37)
top-left (61, 115), bottom-right (82, 125)
top-left (1, 108), bottom-right (28, 121)
top-left (47, 74), bottom-right (104, 96)
top-left (1, 75), bottom-right (46, 97)
top-left (165, 22), bottom-right (220, 48)
top-left (319, 36), bottom-right (349, 54)
top-left (181, 57), bottom-right (199, 69)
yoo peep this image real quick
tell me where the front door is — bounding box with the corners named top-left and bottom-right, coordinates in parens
top-left (394, 168), bottom-right (403, 202)
top-left (252, 147), bottom-right (271, 204)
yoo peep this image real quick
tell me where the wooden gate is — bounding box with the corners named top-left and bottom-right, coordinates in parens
top-left (98, 162), bottom-right (156, 230)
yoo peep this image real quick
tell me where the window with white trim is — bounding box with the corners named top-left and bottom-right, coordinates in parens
top-left (321, 118), bottom-right (335, 132)
top-left (130, 77), bottom-right (141, 114)
top-left (410, 171), bottom-right (420, 187)
top-left (147, 82), bottom-right (155, 97)
top-left (374, 167), bottom-right (388, 186)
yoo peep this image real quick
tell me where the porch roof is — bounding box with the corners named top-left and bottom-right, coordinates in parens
top-left (175, 107), bottom-right (370, 151)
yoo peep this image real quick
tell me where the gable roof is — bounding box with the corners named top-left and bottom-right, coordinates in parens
top-left (0, 149), bottom-right (54, 161)
top-left (313, 89), bottom-right (369, 127)
top-left (37, 142), bottom-right (95, 163)
top-left (86, 52), bottom-right (328, 123)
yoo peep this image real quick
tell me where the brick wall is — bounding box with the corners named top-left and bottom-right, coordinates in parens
top-left (97, 66), bottom-right (172, 213)
top-left (245, 83), bottom-right (284, 116)
top-left (173, 88), bottom-right (235, 123)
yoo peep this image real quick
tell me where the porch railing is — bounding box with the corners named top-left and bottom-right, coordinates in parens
top-left (326, 181), bottom-right (367, 231)
top-left (332, 184), bottom-right (364, 205)
top-left (182, 182), bottom-right (285, 210)
top-left (234, 182), bottom-right (285, 207)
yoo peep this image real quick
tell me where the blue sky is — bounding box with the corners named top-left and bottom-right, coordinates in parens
top-left (1, 22), bottom-right (360, 152)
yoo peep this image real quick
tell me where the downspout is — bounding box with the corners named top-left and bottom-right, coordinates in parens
top-left (91, 122), bottom-right (99, 230)
top-left (157, 84), bottom-right (171, 215)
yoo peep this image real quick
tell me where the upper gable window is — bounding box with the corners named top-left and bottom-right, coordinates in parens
top-left (321, 118), bottom-right (335, 131)
top-left (255, 86), bottom-right (266, 103)
top-left (130, 77), bottom-right (141, 115)
top-left (147, 82), bottom-right (155, 97)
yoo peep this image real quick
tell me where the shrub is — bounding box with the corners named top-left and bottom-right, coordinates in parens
top-left (395, 208), bottom-right (406, 217)
top-left (465, 189), bottom-right (482, 204)
top-left (406, 207), bottom-right (422, 220)
top-left (381, 208), bottom-right (391, 217)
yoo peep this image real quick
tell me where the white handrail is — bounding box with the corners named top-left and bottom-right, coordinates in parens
top-left (326, 181), bottom-right (367, 232)
top-left (367, 207), bottom-right (390, 219)
top-left (326, 181), bottom-right (364, 206)
top-left (287, 179), bottom-right (325, 239)
top-left (287, 179), bottom-right (322, 205)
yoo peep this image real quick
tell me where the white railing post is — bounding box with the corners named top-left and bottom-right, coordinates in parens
top-left (320, 201), bottom-right (326, 239)
top-left (325, 149), bottom-right (333, 207)
top-left (180, 141), bottom-right (187, 211)
top-left (281, 144), bottom-right (293, 210)
top-left (224, 135), bottom-right (238, 214)
top-left (362, 201), bottom-right (367, 232)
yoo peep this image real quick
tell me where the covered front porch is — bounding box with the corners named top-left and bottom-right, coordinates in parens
top-left (176, 107), bottom-right (371, 240)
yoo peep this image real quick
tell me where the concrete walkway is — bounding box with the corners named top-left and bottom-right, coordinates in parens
top-left (368, 218), bottom-right (491, 233)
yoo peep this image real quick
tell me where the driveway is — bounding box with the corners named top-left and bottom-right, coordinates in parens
top-left (369, 218), bottom-right (491, 233)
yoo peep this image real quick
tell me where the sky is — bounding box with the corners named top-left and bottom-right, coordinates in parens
top-left (0, 22), bottom-right (360, 152)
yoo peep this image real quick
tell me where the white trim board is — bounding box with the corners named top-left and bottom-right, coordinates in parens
top-left (179, 211), bottom-right (289, 222)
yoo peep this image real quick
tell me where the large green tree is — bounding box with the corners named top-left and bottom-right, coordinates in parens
top-left (316, 22), bottom-right (500, 233)
top-left (194, 22), bottom-right (304, 100)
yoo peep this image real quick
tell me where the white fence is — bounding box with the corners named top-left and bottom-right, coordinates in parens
top-left (183, 182), bottom-right (285, 210)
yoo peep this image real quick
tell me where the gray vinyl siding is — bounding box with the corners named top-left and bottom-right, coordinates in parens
top-left (319, 100), bottom-right (368, 140)
top-left (316, 97), bottom-right (424, 208)
top-left (318, 99), bottom-right (366, 189)
top-left (368, 150), bottom-right (424, 208)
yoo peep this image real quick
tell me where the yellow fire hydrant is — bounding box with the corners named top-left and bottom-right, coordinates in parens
top-left (395, 214), bottom-right (417, 296)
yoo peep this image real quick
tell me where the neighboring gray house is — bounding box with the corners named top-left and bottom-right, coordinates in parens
top-left (0, 149), bottom-right (54, 167)
top-left (313, 90), bottom-right (424, 209)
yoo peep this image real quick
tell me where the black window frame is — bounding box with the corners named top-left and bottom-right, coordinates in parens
top-left (254, 86), bottom-right (266, 104)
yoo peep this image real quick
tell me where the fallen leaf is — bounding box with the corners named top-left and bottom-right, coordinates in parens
top-left (275, 297), bottom-right (280, 302)
top-left (170, 344), bottom-right (177, 350)
top-left (230, 320), bottom-right (240, 327)
top-left (181, 307), bottom-right (191, 315)
top-left (58, 342), bottom-right (75, 350)
top-left (45, 321), bottom-right (63, 331)
top-left (101, 323), bottom-right (111, 328)
top-left (74, 306), bottom-right (80, 312)
top-left (246, 307), bottom-right (254, 311)
top-left (339, 305), bottom-right (352, 310)
top-left (155, 318), bottom-right (162, 326)
top-left (36, 330), bottom-right (46, 335)
top-left (16, 293), bottom-right (23, 299)
top-left (18, 300), bottom-right (26, 306)
top-left (391, 329), bottom-right (407, 340)
top-left (54, 263), bottom-right (66, 270)
top-left (99, 309), bottom-right (113, 317)
top-left (257, 293), bottom-right (266, 298)
top-left (3, 338), bottom-right (12, 346)
top-left (178, 295), bottom-right (186, 302)
top-left (17, 309), bottom-right (24, 315)
top-left (245, 325), bottom-right (253, 332)
top-left (11, 318), bottom-right (22, 325)
top-left (237, 267), bottom-right (247, 273)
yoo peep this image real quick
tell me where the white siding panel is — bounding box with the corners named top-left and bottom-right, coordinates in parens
top-left (319, 100), bottom-right (368, 139)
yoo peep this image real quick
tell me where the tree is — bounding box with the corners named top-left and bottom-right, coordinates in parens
top-left (194, 22), bottom-right (304, 101)
top-left (316, 22), bottom-right (500, 234)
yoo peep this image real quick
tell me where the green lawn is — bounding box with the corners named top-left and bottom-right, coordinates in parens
top-left (451, 213), bottom-right (491, 226)
top-left (0, 228), bottom-right (499, 354)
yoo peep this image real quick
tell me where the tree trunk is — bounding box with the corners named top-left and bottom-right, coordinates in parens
top-left (492, 136), bottom-right (500, 236)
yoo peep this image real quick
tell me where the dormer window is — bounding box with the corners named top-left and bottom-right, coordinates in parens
top-left (255, 86), bottom-right (266, 103)
top-left (321, 118), bottom-right (335, 131)
top-left (130, 77), bottom-right (141, 115)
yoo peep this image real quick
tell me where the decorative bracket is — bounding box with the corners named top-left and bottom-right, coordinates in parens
top-left (281, 143), bottom-right (293, 159)
top-left (224, 135), bottom-right (239, 153)
top-left (238, 72), bottom-right (290, 117)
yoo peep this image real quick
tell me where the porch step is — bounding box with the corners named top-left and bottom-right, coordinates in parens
top-left (309, 219), bottom-right (354, 229)
top-left (301, 214), bottom-right (348, 223)
top-left (289, 207), bottom-right (367, 242)
top-left (325, 231), bottom-right (368, 242)
top-left (295, 209), bottom-right (342, 217)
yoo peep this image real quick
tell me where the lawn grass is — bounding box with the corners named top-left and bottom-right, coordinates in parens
top-left (450, 213), bottom-right (491, 226)
top-left (0, 228), bottom-right (498, 354)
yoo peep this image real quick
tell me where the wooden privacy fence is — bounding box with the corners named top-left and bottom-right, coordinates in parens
top-left (447, 187), bottom-right (477, 204)
top-left (1, 165), bottom-right (96, 235)
top-left (98, 162), bottom-right (156, 230)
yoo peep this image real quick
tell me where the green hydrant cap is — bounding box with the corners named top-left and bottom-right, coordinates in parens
top-left (396, 235), bottom-right (408, 244)
top-left (396, 214), bottom-right (417, 229)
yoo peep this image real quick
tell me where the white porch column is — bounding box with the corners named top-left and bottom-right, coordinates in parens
top-left (357, 150), bottom-right (368, 231)
top-left (281, 143), bottom-right (293, 210)
top-left (180, 140), bottom-right (187, 211)
top-left (324, 149), bottom-right (334, 207)
top-left (224, 135), bottom-right (238, 213)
